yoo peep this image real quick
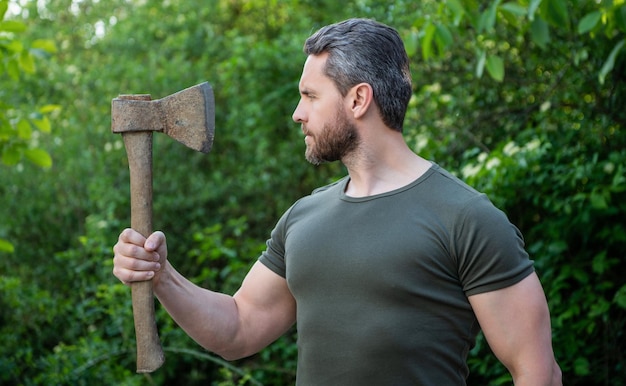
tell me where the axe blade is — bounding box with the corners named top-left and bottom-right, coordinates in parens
top-left (112, 82), bottom-right (215, 154)
top-left (158, 82), bottom-right (215, 153)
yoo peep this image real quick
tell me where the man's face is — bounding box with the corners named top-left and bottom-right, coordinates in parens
top-left (293, 54), bottom-right (359, 165)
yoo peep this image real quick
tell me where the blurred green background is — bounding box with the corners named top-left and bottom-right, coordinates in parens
top-left (1, 0), bottom-right (624, 384)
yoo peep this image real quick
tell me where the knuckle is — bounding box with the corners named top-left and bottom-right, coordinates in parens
top-left (128, 244), bottom-right (143, 258)
top-left (112, 254), bottom-right (122, 268)
top-left (119, 228), bottom-right (131, 240)
top-left (127, 256), bottom-right (143, 270)
top-left (112, 266), bottom-right (129, 285)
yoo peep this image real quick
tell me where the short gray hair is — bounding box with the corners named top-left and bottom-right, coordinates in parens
top-left (304, 18), bottom-right (412, 132)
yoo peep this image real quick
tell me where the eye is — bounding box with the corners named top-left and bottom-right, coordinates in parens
top-left (300, 89), bottom-right (315, 99)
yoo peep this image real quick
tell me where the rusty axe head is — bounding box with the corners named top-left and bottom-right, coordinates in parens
top-left (111, 82), bottom-right (215, 153)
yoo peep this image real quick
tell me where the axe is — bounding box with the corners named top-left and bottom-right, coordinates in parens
top-left (111, 82), bottom-right (215, 373)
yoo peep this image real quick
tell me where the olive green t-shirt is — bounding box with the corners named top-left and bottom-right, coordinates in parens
top-left (259, 163), bottom-right (534, 386)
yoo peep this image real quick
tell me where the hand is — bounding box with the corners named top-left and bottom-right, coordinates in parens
top-left (112, 229), bottom-right (168, 286)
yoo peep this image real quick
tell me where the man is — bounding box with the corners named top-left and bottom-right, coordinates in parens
top-left (113, 18), bottom-right (562, 385)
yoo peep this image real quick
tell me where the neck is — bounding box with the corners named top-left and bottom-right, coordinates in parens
top-left (342, 131), bottom-right (431, 197)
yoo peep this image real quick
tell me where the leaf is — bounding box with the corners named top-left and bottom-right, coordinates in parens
top-left (486, 0), bottom-right (501, 30)
top-left (476, 49), bottom-right (486, 78)
top-left (486, 54), bottom-right (505, 82)
top-left (0, 20), bottom-right (26, 33)
top-left (434, 24), bottom-right (453, 55)
top-left (574, 357), bottom-right (591, 376)
top-left (19, 51), bottom-right (36, 73)
top-left (17, 119), bottom-right (32, 140)
top-left (6, 58), bottom-right (19, 80)
top-left (589, 189), bottom-right (608, 209)
top-left (611, 164), bottom-right (626, 188)
top-left (446, 0), bottom-right (465, 26)
top-left (403, 30), bottom-right (419, 57)
top-left (39, 104), bottom-right (62, 114)
top-left (2, 39), bottom-right (23, 53)
top-left (577, 11), bottom-right (601, 35)
top-left (499, 2), bottom-right (525, 27)
top-left (0, 1), bottom-right (7, 20)
top-left (614, 285), bottom-right (626, 309)
top-left (599, 38), bottom-right (625, 84)
top-left (588, 298), bottom-right (610, 317)
top-left (500, 2), bottom-right (526, 17)
top-left (542, 0), bottom-right (570, 29)
top-left (32, 116), bottom-right (51, 133)
top-left (24, 148), bottom-right (52, 168)
top-left (531, 17), bottom-right (550, 49)
top-left (528, 0), bottom-right (542, 21)
top-left (0, 238), bottom-right (14, 253)
top-left (479, 0), bottom-right (501, 32)
top-left (421, 22), bottom-right (436, 60)
top-left (591, 251), bottom-right (608, 274)
top-left (31, 39), bottom-right (58, 54)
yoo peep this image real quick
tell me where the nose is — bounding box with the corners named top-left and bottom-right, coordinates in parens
top-left (292, 99), bottom-right (305, 123)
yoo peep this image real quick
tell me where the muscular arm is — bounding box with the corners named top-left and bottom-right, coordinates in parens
top-left (156, 261), bottom-right (296, 360)
top-left (113, 229), bottom-right (296, 360)
top-left (468, 272), bottom-right (562, 386)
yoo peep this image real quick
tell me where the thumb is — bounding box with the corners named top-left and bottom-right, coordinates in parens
top-left (145, 231), bottom-right (167, 253)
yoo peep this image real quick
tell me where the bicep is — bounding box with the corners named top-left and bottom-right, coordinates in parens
top-left (231, 261), bottom-right (296, 356)
top-left (468, 272), bottom-right (557, 381)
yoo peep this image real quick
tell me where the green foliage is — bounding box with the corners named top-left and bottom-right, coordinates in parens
top-left (461, 139), bottom-right (626, 384)
top-left (408, 0), bottom-right (626, 83)
top-left (0, 1), bottom-right (57, 167)
top-left (0, 230), bottom-right (137, 385)
top-left (0, 0), bottom-right (624, 385)
top-left (0, 0), bottom-right (58, 250)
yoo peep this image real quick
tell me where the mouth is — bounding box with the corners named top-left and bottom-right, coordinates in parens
top-left (302, 127), bottom-right (311, 141)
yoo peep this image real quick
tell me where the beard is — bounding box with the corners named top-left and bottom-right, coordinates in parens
top-left (305, 108), bottom-right (359, 165)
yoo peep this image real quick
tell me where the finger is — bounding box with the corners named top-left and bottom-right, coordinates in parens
top-left (118, 228), bottom-right (147, 246)
top-left (114, 252), bottom-right (161, 271)
top-left (113, 239), bottom-right (160, 263)
top-left (113, 265), bottom-right (155, 285)
top-left (145, 231), bottom-right (166, 252)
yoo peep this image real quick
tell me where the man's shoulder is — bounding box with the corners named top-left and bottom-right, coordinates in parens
top-left (428, 164), bottom-right (480, 196)
top-left (282, 176), bottom-right (348, 220)
top-left (310, 176), bottom-right (349, 195)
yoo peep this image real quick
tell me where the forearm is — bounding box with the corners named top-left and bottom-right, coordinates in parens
top-left (153, 261), bottom-right (245, 359)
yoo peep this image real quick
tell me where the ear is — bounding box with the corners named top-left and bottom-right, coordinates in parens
top-left (348, 83), bottom-right (374, 120)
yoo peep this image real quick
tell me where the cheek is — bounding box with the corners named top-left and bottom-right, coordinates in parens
top-left (311, 102), bottom-right (336, 123)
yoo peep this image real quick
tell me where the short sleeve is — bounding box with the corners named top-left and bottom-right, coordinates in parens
top-left (453, 195), bottom-right (534, 296)
top-left (258, 206), bottom-right (292, 278)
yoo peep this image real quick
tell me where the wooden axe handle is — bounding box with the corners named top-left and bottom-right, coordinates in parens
top-left (121, 95), bottom-right (165, 373)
